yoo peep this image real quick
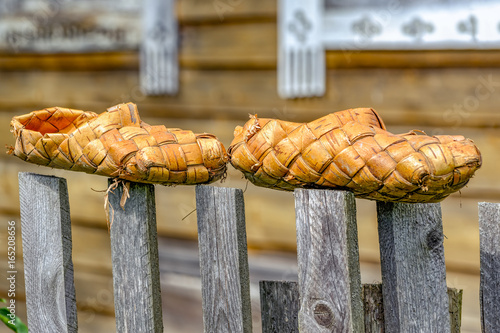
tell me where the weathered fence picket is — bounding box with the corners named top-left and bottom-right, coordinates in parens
top-left (377, 202), bottom-right (450, 332)
top-left (195, 185), bottom-right (252, 333)
top-left (108, 181), bottom-right (163, 333)
top-left (18, 173), bottom-right (78, 333)
top-left (362, 284), bottom-right (385, 333)
top-left (260, 281), bottom-right (300, 333)
top-left (295, 189), bottom-right (364, 333)
top-left (448, 288), bottom-right (463, 333)
top-left (478, 202), bottom-right (500, 332)
top-left (16, 175), bottom-right (478, 332)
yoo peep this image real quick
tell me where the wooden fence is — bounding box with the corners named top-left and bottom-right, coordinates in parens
top-left (16, 172), bottom-right (500, 332)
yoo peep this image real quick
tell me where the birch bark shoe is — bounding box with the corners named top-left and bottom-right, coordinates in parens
top-left (228, 108), bottom-right (481, 203)
top-left (9, 102), bottom-right (228, 185)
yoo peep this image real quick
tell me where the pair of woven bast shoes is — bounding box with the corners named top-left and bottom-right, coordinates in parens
top-left (10, 102), bottom-right (482, 203)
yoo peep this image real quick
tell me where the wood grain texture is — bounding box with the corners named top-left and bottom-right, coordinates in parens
top-left (18, 172), bottom-right (77, 333)
top-left (377, 202), bottom-right (450, 333)
top-left (2, 68), bottom-right (500, 128)
top-left (295, 189), bottom-right (364, 333)
top-left (0, 52), bottom-right (139, 71)
top-left (478, 202), bottom-right (500, 333)
top-left (108, 180), bottom-right (163, 333)
top-left (178, 0), bottom-right (276, 23)
top-left (447, 288), bottom-right (463, 333)
top-left (259, 281), bottom-right (299, 333)
top-left (180, 22), bottom-right (276, 69)
top-left (196, 185), bottom-right (252, 333)
top-left (363, 284), bottom-right (384, 333)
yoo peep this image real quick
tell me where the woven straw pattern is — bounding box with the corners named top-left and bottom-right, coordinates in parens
top-left (10, 103), bottom-right (228, 185)
top-left (228, 108), bottom-right (481, 203)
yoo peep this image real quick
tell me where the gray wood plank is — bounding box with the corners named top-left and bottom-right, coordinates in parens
top-left (195, 185), bottom-right (252, 333)
top-left (377, 202), bottom-right (450, 333)
top-left (259, 280), bottom-right (299, 333)
top-left (363, 284), bottom-right (384, 333)
top-left (18, 172), bottom-right (77, 333)
top-left (478, 202), bottom-right (500, 333)
top-left (294, 189), bottom-right (364, 333)
top-left (108, 180), bottom-right (163, 333)
top-left (141, 0), bottom-right (178, 95)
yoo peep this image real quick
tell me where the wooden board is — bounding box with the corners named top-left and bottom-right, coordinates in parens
top-left (326, 50), bottom-right (500, 69)
top-left (448, 288), bottom-right (463, 333)
top-left (259, 281), bottom-right (299, 333)
top-left (377, 202), bottom-right (450, 332)
top-left (18, 173), bottom-right (78, 333)
top-left (478, 202), bottom-right (500, 332)
top-left (108, 181), bottom-right (163, 332)
top-left (295, 189), bottom-right (364, 332)
top-left (178, 0), bottom-right (276, 24)
top-left (362, 284), bottom-right (384, 333)
top-left (0, 52), bottom-right (139, 71)
top-left (2, 68), bottom-right (500, 128)
top-left (180, 22), bottom-right (276, 69)
top-left (196, 186), bottom-right (252, 333)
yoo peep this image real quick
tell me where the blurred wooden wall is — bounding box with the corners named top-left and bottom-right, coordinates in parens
top-left (1, 0), bottom-right (500, 331)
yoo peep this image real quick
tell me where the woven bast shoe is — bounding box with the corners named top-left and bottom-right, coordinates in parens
top-left (9, 102), bottom-right (228, 185)
top-left (228, 108), bottom-right (481, 203)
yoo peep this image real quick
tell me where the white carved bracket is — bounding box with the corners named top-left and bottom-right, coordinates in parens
top-left (279, 0), bottom-right (500, 99)
top-left (278, 0), bottom-right (324, 99)
top-left (141, 0), bottom-right (178, 95)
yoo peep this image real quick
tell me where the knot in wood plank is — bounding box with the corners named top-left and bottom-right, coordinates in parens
top-left (312, 301), bottom-right (335, 328)
top-left (426, 229), bottom-right (443, 250)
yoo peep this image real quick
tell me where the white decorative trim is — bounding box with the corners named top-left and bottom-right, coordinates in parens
top-left (278, 0), bottom-right (325, 99)
top-left (140, 0), bottom-right (178, 95)
top-left (322, 2), bottom-right (500, 50)
top-left (278, 0), bottom-right (500, 98)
